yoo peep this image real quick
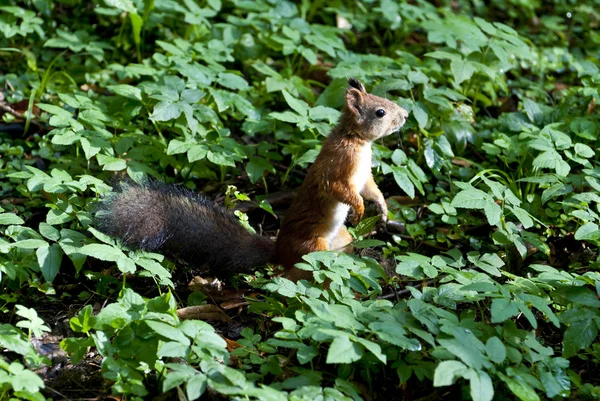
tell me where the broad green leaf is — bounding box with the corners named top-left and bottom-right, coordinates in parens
top-left (433, 360), bottom-right (468, 387)
top-left (574, 143), bottom-right (594, 158)
top-left (150, 101), bottom-right (183, 122)
top-left (450, 59), bottom-right (475, 86)
top-left (509, 206), bottom-right (534, 229)
top-left (574, 222), bottom-right (600, 241)
top-left (146, 320), bottom-right (190, 346)
top-left (39, 223), bottom-right (60, 241)
top-left (188, 144), bottom-right (208, 163)
top-left (207, 150), bottom-right (236, 167)
top-left (469, 370), bottom-right (494, 401)
top-left (186, 374), bottom-right (208, 400)
top-left (37, 244), bottom-right (63, 283)
top-left (12, 239), bottom-right (48, 249)
top-left (105, 0), bottom-right (137, 13)
top-left (167, 139), bottom-right (192, 155)
top-left (217, 72), bottom-right (249, 91)
top-left (355, 337), bottom-right (386, 363)
top-left (570, 118), bottom-right (598, 140)
top-left (491, 298), bottom-right (519, 323)
top-left (498, 372), bottom-right (540, 401)
top-left (485, 337), bottom-right (506, 364)
top-left (412, 101), bottom-right (428, 129)
top-left (352, 239), bottom-right (386, 249)
top-left (282, 90), bottom-right (309, 116)
top-left (326, 336), bottom-right (362, 364)
top-left (0, 213), bottom-right (24, 225)
top-left (437, 328), bottom-right (488, 370)
top-left (393, 167), bottom-right (415, 199)
top-left (79, 243), bottom-right (125, 262)
top-left (108, 84), bottom-right (142, 100)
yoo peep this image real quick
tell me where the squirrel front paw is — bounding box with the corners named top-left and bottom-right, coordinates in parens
top-left (348, 204), bottom-right (364, 226)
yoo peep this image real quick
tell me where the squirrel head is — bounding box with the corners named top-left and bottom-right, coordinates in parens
top-left (344, 77), bottom-right (409, 141)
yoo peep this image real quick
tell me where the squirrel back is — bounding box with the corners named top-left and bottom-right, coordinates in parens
top-left (95, 179), bottom-right (275, 276)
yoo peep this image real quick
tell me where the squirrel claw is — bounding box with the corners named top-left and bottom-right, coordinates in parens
top-left (348, 210), bottom-right (363, 226)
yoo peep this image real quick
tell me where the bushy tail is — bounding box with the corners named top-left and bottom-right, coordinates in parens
top-left (95, 179), bottom-right (275, 276)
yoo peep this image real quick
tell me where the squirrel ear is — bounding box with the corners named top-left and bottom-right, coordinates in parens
top-left (347, 77), bottom-right (367, 93)
top-left (346, 87), bottom-right (364, 118)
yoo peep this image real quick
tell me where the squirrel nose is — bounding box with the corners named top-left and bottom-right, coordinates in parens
top-left (401, 108), bottom-right (409, 120)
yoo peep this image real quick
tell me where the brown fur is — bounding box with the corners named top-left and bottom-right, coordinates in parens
top-left (276, 79), bottom-right (408, 279)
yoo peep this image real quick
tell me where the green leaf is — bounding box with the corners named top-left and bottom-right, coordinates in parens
top-left (282, 90), bottom-right (309, 116)
top-left (522, 98), bottom-right (542, 123)
top-left (146, 320), bottom-right (190, 346)
top-left (498, 372), bottom-right (540, 401)
top-left (469, 370), bottom-right (494, 401)
top-left (433, 360), bottom-right (469, 387)
top-left (570, 118), bottom-right (598, 140)
top-left (150, 101), bottom-right (183, 122)
top-left (0, 213), bottom-right (24, 225)
top-left (541, 183), bottom-right (572, 204)
top-left (468, 252), bottom-right (504, 277)
top-left (308, 105), bottom-right (340, 123)
top-left (39, 222), bottom-right (60, 241)
top-left (485, 336), bottom-right (506, 364)
top-left (6, 363), bottom-right (45, 393)
top-left (157, 341), bottom-right (188, 358)
top-left (393, 167), bottom-right (416, 199)
top-left (37, 244), bottom-right (63, 283)
top-left (575, 143), bottom-right (595, 158)
top-left (355, 337), bottom-right (386, 364)
top-left (352, 239), bottom-right (386, 249)
top-left (207, 150), bottom-right (236, 167)
top-left (186, 374), bottom-right (208, 400)
top-left (105, 0), bottom-right (137, 13)
top-left (79, 243), bottom-right (125, 262)
top-left (130, 12), bottom-right (142, 46)
top-left (246, 157), bottom-right (273, 184)
top-left (326, 336), bottom-right (362, 364)
top-left (562, 318), bottom-right (599, 358)
top-left (187, 144), bottom-right (208, 163)
top-left (509, 206), bottom-right (534, 229)
top-left (167, 139), bottom-right (192, 155)
top-left (269, 111), bottom-right (303, 123)
top-left (108, 84), bottom-right (142, 100)
top-left (437, 328), bottom-right (488, 370)
top-left (574, 222), bottom-right (600, 241)
top-left (217, 72), bottom-right (249, 91)
top-left (491, 298), bottom-right (519, 323)
top-left (37, 103), bottom-right (73, 119)
top-left (450, 59), bottom-right (475, 86)
top-left (412, 101), bottom-right (428, 129)
top-left (12, 239), bottom-right (48, 249)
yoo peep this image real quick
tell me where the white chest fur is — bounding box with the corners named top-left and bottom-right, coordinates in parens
top-left (352, 144), bottom-right (372, 192)
top-left (326, 143), bottom-right (372, 245)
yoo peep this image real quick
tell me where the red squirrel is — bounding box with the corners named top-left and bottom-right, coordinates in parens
top-left (96, 78), bottom-right (409, 279)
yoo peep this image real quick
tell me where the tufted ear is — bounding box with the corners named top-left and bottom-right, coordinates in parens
top-left (345, 87), bottom-right (364, 118)
top-left (347, 77), bottom-right (366, 93)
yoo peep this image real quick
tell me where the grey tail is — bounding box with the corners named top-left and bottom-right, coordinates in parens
top-left (95, 179), bottom-right (275, 276)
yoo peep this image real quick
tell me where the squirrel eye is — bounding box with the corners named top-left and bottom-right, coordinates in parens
top-left (375, 109), bottom-right (386, 118)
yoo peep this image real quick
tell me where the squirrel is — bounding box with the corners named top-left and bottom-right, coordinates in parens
top-left (95, 78), bottom-right (409, 280)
